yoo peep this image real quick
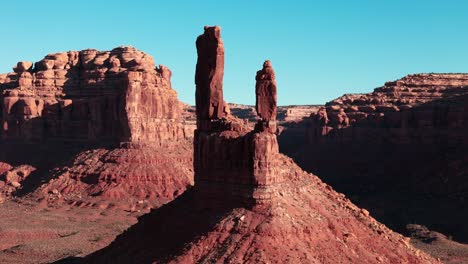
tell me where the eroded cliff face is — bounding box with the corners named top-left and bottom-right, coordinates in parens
top-left (304, 73), bottom-right (468, 191)
top-left (0, 46), bottom-right (189, 144)
top-left (0, 47), bottom-right (194, 205)
top-left (280, 73), bottom-right (468, 242)
top-left (308, 73), bottom-right (468, 139)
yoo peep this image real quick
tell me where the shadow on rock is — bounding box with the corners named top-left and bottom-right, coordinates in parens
top-left (278, 89), bottom-right (468, 243)
top-left (64, 188), bottom-right (236, 263)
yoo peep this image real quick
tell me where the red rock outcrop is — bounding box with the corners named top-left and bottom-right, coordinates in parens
top-left (39, 142), bottom-right (193, 209)
top-left (280, 73), bottom-right (468, 243)
top-left (0, 46), bottom-right (188, 144)
top-left (88, 158), bottom-right (437, 263)
top-left (0, 162), bottom-right (12, 175)
top-left (307, 73), bottom-right (468, 141)
top-left (255, 60), bottom-right (278, 133)
top-left (86, 27), bottom-right (436, 264)
top-left (0, 47), bottom-right (194, 206)
top-left (195, 26), bottom-right (227, 123)
top-left (0, 165), bottom-right (36, 197)
top-left (194, 29), bottom-right (283, 206)
top-left (255, 60), bottom-right (277, 121)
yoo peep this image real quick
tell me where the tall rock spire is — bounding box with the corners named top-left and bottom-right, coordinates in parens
top-left (255, 60), bottom-right (277, 121)
top-left (195, 26), bottom-right (226, 125)
top-left (255, 60), bottom-right (277, 132)
top-left (193, 27), bottom-right (281, 207)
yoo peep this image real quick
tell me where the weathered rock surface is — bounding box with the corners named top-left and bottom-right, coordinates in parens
top-left (38, 141), bottom-right (193, 208)
top-left (0, 165), bottom-right (36, 196)
top-left (255, 60), bottom-right (277, 121)
top-left (308, 73), bottom-right (468, 136)
top-left (194, 31), bottom-right (283, 206)
top-left (280, 73), bottom-right (468, 243)
top-left (254, 60), bottom-right (277, 133)
top-left (0, 46), bottom-right (188, 143)
top-left (195, 26), bottom-right (227, 122)
top-left (85, 27), bottom-right (438, 264)
top-left (0, 162), bottom-right (12, 175)
top-left (0, 46), bottom-right (195, 262)
top-left (0, 47), bottom-right (194, 206)
top-left (87, 158), bottom-right (437, 264)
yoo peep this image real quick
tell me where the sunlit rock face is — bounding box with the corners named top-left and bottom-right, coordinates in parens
top-left (195, 26), bottom-right (227, 125)
top-left (0, 46), bottom-right (190, 144)
top-left (0, 47), bottom-right (194, 207)
top-left (194, 27), bottom-right (283, 207)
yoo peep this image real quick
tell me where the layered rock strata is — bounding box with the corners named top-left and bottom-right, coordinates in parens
top-left (0, 46), bottom-right (188, 144)
top-left (304, 73), bottom-right (468, 189)
top-left (307, 73), bottom-right (468, 145)
top-left (0, 47), bottom-right (193, 205)
top-left (255, 60), bottom-right (277, 132)
top-left (194, 27), bottom-right (282, 206)
top-left (281, 73), bottom-right (468, 241)
top-left (255, 60), bottom-right (277, 121)
top-left (86, 27), bottom-right (437, 264)
top-left (195, 26), bottom-right (227, 126)
top-left (88, 159), bottom-right (438, 264)
top-left (39, 142), bottom-right (193, 208)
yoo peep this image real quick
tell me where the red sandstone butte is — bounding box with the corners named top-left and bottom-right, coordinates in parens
top-left (86, 27), bottom-right (438, 264)
top-left (0, 47), bottom-right (194, 206)
top-left (0, 46), bottom-right (189, 144)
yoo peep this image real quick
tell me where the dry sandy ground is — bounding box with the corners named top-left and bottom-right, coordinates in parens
top-left (0, 199), bottom-right (140, 264)
top-left (0, 199), bottom-right (466, 263)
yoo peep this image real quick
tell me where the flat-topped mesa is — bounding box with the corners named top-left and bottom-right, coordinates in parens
top-left (255, 60), bottom-right (277, 133)
top-left (195, 26), bottom-right (227, 131)
top-left (194, 27), bottom-right (283, 208)
top-left (0, 46), bottom-right (189, 144)
top-left (304, 72), bottom-right (468, 152)
top-left (384, 73), bottom-right (468, 88)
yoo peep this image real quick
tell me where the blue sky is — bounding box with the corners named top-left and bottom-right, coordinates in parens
top-left (1, 0), bottom-right (467, 105)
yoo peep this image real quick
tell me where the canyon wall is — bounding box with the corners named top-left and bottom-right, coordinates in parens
top-left (303, 74), bottom-right (468, 191)
top-left (280, 73), bottom-right (468, 241)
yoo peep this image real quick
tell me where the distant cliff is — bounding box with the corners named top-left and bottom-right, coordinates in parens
top-left (280, 73), bottom-right (468, 242)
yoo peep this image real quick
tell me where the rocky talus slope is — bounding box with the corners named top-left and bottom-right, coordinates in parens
top-left (0, 47), bottom-right (193, 206)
